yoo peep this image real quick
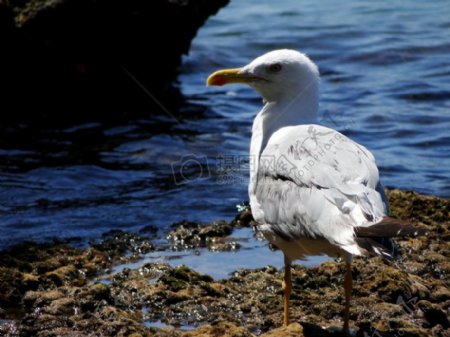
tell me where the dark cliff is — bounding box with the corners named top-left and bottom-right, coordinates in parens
top-left (0, 0), bottom-right (228, 118)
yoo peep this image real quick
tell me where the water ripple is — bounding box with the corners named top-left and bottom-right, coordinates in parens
top-left (1, 0), bottom-right (449, 248)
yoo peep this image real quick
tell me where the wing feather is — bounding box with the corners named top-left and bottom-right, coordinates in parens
top-left (253, 124), bottom-right (388, 254)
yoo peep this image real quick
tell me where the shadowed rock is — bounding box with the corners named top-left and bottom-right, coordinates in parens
top-left (0, 0), bottom-right (229, 118)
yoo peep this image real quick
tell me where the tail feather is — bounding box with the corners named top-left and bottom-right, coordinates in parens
top-left (354, 216), bottom-right (427, 260)
top-left (355, 216), bottom-right (428, 238)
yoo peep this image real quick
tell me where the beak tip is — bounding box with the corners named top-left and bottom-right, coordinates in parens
top-left (206, 73), bottom-right (224, 87)
top-left (206, 68), bottom-right (243, 87)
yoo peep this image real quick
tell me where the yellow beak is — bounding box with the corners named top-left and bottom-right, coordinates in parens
top-left (206, 68), bottom-right (258, 86)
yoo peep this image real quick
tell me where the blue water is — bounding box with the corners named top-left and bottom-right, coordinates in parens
top-left (0, 0), bottom-right (449, 249)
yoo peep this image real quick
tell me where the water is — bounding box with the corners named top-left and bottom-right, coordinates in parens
top-left (106, 228), bottom-right (328, 280)
top-left (1, 0), bottom-right (449, 249)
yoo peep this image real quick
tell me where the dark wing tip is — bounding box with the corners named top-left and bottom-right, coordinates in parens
top-left (355, 237), bottom-right (398, 260)
top-left (355, 216), bottom-right (429, 238)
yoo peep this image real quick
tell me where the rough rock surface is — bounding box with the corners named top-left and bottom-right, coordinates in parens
top-left (0, 189), bottom-right (449, 337)
top-left (0, 0), bottom-right (229, 116)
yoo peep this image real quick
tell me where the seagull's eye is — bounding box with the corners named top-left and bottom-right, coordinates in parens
top-left (268, 63), bottom-right (282, 73)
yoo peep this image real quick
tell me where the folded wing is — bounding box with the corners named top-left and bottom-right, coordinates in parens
top-left (253, 124), bottom-right (402, 256)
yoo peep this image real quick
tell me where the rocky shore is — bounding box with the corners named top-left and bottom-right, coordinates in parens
top-left (0, 189), bottom-right (449, 337)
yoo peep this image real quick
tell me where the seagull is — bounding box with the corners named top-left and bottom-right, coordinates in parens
top-left (207, 49), bottom-right (425, 334)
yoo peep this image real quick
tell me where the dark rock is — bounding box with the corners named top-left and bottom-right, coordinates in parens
top-left (94, 230), bottom-right (155, 262)
top-left (167, 220), bottom-right (236, 251)
top-left (0, 0), bottom-right (229, 118)
top-left (233, 209), bottom-right (255, 227)
top-left (417, 300), bottom-right (450, 329)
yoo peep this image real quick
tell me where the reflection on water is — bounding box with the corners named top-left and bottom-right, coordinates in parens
top-left (0, 0), bottom-right (449, 249)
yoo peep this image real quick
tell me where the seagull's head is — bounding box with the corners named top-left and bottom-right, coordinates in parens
top-left (207, 49), bottom-right (319, 103)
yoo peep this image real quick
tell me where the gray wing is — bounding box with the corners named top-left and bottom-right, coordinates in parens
top-left (253, 124), bottom-right (389, 255)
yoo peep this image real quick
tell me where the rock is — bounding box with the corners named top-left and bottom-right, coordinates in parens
top-left (94, 230), bottom-right (155, 263)
top-left (417, 300), bottom-right (450, 329)
top-left (0, 0), bottom-right (229, 117)
top-left (182, 321), bottom-right (254, 337)
top-left (0, 189), bottom-right (449, 337)
top-left (166, 220), bottom-right (238, 251)
top-left (432, 287), bottom-right (450, 302)
top-left (260, 323), bottom-right (304, 337)
top-left (44, 264), bottom-right (85, 287)
top-left (230, 207), bottom-right (255, 228)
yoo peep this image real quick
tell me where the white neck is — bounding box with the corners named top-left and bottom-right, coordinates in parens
top-left (251, 83), bottom-right (319, 160)
top-left (248, 83), bottom-right (319, 217)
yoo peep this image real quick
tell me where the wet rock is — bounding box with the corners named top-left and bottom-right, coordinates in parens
top-left (260, 323), bottom-right (304, 337)
top-left (182, 321), bottom-right (254, 337)
top-left (385, 189), bottom-right (449, 227)
top-left (230, 205), bottom-right (255, 228)
top-left (44, 264), bottom-right (85, 287)
top-left (0, 189), bottom-right (449, 337)
top-left (94, 230), bottom-right (155, 265)
top-left (167, 220), bottom-right (239, 251)
top-left (417, 300), bottom-right (450, 329)
top-left (23, 289), bottom-right (64, 308)
top-left (432, 287), bottom-right (450, 302)
top-left (0, 240), bottom-right (118, 324)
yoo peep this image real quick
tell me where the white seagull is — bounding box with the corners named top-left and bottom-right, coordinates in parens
top-left (207, 49), bottom-right (425, 334)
